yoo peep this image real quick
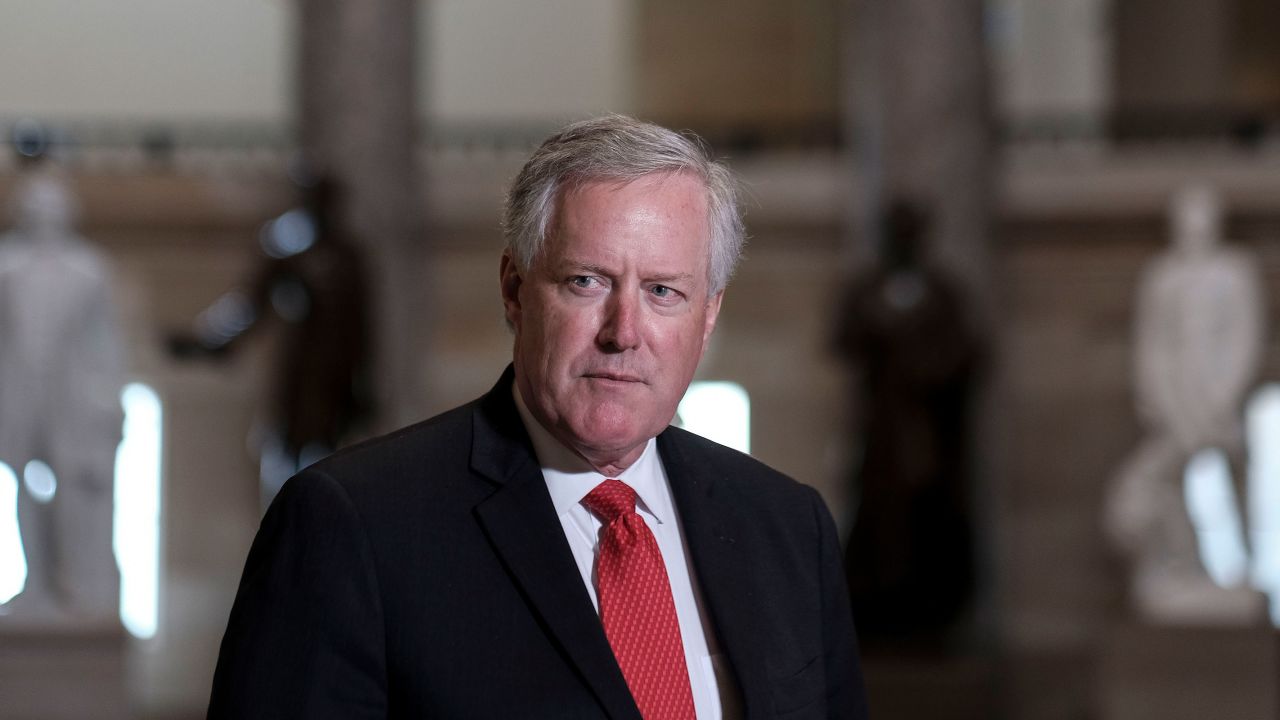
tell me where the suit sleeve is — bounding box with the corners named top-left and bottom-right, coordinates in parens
top-left (207, 469), bottom-right (388, 720)
top-left (807, 486), bottom-right (870, 720)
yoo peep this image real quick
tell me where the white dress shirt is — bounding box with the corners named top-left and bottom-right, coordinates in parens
top-left (514, 385), bottom-right (740, 719)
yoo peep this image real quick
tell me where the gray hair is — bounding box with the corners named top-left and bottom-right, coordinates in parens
top-left (503, 114), bottom-right (744, 295)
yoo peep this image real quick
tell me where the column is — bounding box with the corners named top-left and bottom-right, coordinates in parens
top-left (848, 0), bottom-right (993, 309)
top-left (298, 0), bottom-right (427, 429)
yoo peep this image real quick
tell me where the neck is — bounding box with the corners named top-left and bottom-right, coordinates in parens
top-left (576, 446), bottom-right (645, 478)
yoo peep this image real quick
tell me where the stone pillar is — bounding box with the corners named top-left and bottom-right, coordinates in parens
top-left (297, 0), bottom-right (427, 429)
top-left (848, 0), bottom-right (994, 309)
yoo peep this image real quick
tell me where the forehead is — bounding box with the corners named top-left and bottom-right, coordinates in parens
top-left (544, 177), bottom-right (710, 280)
top-left (561, 170), bottom-right (706, 210)
top-left (550, 172), bottom-right (709, 247)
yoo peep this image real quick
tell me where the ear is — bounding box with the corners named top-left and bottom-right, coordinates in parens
top-left (499, 250), bottom-right (524, 327)
top-left (702, 291), bottom-right (724, 345)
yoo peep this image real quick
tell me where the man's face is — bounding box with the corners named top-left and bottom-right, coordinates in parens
top-left (501, 172), bottom-right (723, 473)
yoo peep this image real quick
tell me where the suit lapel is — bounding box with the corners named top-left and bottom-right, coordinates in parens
top-left (470, 370), bottom-right (641, 720)
top-left (660, 429), bottom-right (772, 719)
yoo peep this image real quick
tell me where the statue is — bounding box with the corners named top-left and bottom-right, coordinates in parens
top-left (835, 200), bottom-right (982, 647)
top-left (0, 164), bottom-right (125, 624)
top-left (1106, 184), bottom-right (1267, 623)
top-left (169, 174), bottom-right (374, 508)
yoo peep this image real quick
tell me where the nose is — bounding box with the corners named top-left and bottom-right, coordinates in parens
top-left (597, 290), bottom-right (641, 351)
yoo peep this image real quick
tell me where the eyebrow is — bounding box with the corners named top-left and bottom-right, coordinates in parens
top-left (648, 272), bottom-right (696, 285)
top-left (561, 260), bottom-right (613, 276)
top-left (560, 260), bottom-right (696, 285)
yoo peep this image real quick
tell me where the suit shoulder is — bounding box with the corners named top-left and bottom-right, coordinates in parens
top-left (660, 425), bottom-right (813, 500)
top-left (304, 399), bottom-right (478, 486)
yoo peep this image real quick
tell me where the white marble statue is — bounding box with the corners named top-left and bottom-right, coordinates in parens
top-left (1107, 184), bottom-right (1266, 623)
top-left (0, 170), bottom-right (124, 624)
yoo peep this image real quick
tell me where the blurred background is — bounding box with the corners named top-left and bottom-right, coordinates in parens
top-left (0, 0), bottom-right (1278, 718)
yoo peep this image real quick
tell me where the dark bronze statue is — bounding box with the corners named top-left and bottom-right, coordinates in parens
top-left (170, 175), bottom-right (373, 505)
top-left (835, 200), bottom-right (981, 647)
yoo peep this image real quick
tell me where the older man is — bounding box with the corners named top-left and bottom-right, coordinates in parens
top-left (208, 115), bottom-right (867, 719)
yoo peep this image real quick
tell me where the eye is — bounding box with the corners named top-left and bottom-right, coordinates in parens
top-left (648, 284), bottom-right (684, 305)
top-left (567, 275), bottom-right (605, 293)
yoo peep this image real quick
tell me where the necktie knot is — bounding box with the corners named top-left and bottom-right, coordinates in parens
top-left (582, 479), bottom-right (637, 523)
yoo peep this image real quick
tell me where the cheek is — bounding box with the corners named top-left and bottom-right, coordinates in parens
top-left (678, 323), bottom-right (714, 372)
top-left (675, 316), bottom-right (710, 354)
top-left (552, 304), bottom-right (603, 343)
top-left (528, 305), bottom-right (598, 369)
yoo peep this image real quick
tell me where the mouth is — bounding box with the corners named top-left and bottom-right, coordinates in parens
top-left (582, 372), bottom-right (644, 384)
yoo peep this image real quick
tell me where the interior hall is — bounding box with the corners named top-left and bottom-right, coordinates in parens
top-left (0, 1), bottom-right (1278, 718)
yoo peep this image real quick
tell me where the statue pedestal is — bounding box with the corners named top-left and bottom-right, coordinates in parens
top-left (1099, 623), bottom-right (1278, 720)
top-left (861, 652), bottom-right (998, 720)
top-left (0, 621), bottom-right (131, 720)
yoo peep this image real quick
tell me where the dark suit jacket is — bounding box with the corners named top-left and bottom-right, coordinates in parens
top-left (208, 368), bottom-right (868, 719)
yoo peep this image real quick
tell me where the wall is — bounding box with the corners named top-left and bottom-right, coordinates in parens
top-left (0, 0), bottom-right (292, 122)
top-left (1114, 0), bottom-right (1234, 113)
top-left (991, 0), bottom-right (1112, 130)
top-left (0, 0), bottom-right (634, 128)
top-left (422, 0), bottom-right (633, 126)
top-left (634, 0), bottom-right (839, 131)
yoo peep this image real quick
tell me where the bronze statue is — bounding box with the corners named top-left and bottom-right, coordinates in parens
top-left (170, 175), bottom-right (373, 506)
top-left (835, 200), bottom-right (981, 646)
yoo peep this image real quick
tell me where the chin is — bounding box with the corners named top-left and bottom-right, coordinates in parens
top-left (571, 408), bottom-right (649, 452)
top-left (575, 424), bottom-right (643, 452)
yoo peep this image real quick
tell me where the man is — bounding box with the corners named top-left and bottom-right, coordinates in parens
top-left (208, 115), bottom-right (867, 719)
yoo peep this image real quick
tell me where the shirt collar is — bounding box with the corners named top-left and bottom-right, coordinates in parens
top-left (513, 380), bottom-right (671, 524)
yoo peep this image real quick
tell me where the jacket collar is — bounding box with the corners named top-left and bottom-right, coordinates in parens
top-left (469, 366), bottom-right (643, 720)
top-left (659, 428), bottom-right (770, 718)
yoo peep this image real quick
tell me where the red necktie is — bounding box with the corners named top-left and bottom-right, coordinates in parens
top-left (583, 479), bottom-right (696, 720)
